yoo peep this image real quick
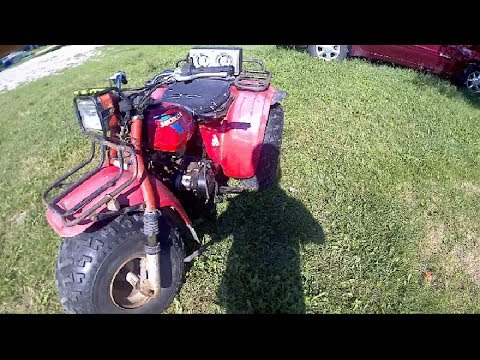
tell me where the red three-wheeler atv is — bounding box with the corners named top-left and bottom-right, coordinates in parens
top-left (43, 47), bottom-right (286, 313)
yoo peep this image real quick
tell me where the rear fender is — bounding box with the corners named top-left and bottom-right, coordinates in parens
top-left (46, 166), bottom-right (191, 238)
top-left (199, 85), bottom-right (277, 178)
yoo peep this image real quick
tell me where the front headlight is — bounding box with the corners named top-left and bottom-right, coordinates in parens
top-left (76, 98), bottom-right (103, 132)
top-left (73, 89), bottom-right (120, 137)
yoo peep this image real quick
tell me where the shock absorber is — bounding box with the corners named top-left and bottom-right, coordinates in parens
top-left (130, 115), bottom-right (161, 297)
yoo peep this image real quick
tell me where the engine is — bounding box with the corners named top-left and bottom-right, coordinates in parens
top-left (175, 160), bottom-right (216, 200)
top-left (147, 142), bottom-right (218, 202)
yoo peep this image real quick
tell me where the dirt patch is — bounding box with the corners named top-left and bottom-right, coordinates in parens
top-left (396, 182), bottom-right (415, 206)
top-left (0, 45), bottom-right (104, 93)
top-left (10, 210), bottom-right (28, 225)
top-left (452, 232), bottom-right (480, 285)
top-left (421, 219), bottom-right (480, 286)
top-left (21, 287), bottom-right (36, 310)
top-left (458, 181), bottom-right (480, 196)
top-left (421, 223), bottom-right (446, 259)
top-left (9, 204), bottom-right (35, 225)
top-left (403, 192), bottom-right (415, 206)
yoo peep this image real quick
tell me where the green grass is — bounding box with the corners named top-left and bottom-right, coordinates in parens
top-left (0, 45), bottom-right (479, 313)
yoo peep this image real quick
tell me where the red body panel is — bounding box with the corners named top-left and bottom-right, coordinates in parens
top-left (46, 166), bottom-right (191, 238)
top-left (144, 104), bottom-right (195, 152)
top-left (199, 85), bottom-right (276, 178)
top-left (350, 45), bottom-right (480, 79)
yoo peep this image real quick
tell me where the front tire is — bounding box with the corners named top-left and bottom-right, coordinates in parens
top-left (307, 45), bottom-right (349, 61)
top-left (55, 213), bottom-right (185, 314)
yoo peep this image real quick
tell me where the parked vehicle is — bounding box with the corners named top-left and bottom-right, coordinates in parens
top-left (294, 45), bottom-right (480, 93)
top-left (0, 46), bottom-right (42, 69)
top-left (43, 47), bottom-right (286, 314)
top-left (1, 51), bottom-right (25, 68)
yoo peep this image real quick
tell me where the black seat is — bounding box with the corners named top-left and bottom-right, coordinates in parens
top-left (161, 78), bottom-right (233, 120)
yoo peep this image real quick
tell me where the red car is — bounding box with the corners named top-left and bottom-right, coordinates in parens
top-left (295, 45), bottom-right (480, 93)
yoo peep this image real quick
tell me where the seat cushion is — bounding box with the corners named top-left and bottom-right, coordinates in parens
top-left (161, 78), bottom-right (232, 116)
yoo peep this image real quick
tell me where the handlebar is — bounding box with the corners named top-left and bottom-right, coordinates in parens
top-left (145, 69), bottom-right (231, 87)
top-left (172, 71), bottom-right (231, 82)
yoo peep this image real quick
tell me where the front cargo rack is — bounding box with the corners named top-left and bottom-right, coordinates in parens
top-left (42, 136), bottom-right (138, 227)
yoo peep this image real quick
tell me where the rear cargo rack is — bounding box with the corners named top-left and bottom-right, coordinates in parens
top-left (42, 136), bottom-right (138, 227)
top-left (234, 59), bottom-right (272, 92)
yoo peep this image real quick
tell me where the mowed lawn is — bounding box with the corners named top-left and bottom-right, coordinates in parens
top-left (0, 45), bottom-right (479, 314)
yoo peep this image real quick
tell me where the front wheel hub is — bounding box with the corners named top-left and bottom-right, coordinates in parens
top-left (110, 255), bottom-right (153, 309)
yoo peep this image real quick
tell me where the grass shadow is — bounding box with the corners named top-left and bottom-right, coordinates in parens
top-left (349, 54), bottom-right (480, 109)
top-left (410, 72), bottom-right (480, 110)
top-left (195, 183), bottom-right (325, 314)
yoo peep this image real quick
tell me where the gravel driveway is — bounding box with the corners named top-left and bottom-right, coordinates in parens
top-left (0, 45), bottom-right (104, 93)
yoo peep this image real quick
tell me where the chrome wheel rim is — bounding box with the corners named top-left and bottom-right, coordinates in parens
top-left (466, 70), bottom-right (480, 93)
top-left (314, 45), bottom-right (341, 61)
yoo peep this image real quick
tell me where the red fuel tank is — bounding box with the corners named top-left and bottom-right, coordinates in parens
top-left (144, 103), bottom-right (195, 152)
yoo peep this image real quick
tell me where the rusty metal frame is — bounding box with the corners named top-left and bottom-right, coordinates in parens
top-left (234, 59), bottom-right (272, 92)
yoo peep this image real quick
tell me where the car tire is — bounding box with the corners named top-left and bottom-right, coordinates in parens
top-left (459, 63), bottom-right (480, 93)
top-left (307, 45), bottom-right (349, 62)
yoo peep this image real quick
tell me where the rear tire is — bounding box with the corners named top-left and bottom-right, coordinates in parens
top-left (55, 213), bottom-right (185, 314)
top-left (240, 104), bottom-right (284, 191)
top-left (307, 45), bottom-right (349, 61)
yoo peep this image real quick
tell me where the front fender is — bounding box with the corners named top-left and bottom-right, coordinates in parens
top-left (46, 166), bottom-right (191, 238)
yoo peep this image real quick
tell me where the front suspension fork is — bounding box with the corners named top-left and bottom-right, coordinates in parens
top-left (131, 115), bottom-right (162, 297)
top-left (142, 210), bottom-right (161, 296)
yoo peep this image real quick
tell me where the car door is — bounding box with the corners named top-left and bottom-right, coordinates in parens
top-left (434, 45), bottom-right (470, 77)
top-left (402, 45), bottom-right (459, 74)
top-left (401, 45), bottom-right (442, 70)
top-left (352, 45), bottom-right (406, 63)
top-left (388, 45), bottom-right (463, 76)
top-left (352, 45), bottom-right (451, 73)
